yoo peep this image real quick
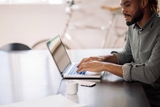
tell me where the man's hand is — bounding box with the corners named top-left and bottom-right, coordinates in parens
top-left (77, 56), bottom-right (105, 68)
top-left (77, 61), bottom-right (104, 73)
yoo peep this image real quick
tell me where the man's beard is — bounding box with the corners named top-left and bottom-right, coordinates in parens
top-left (126, 10), bottom-right (143, 26)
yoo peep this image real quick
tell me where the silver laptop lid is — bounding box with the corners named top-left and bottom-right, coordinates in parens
top-left (46, 35), bottom-right (71, 74)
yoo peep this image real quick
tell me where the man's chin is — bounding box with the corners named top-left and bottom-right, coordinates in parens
top-left (126, 21), bottom-right (134, 26)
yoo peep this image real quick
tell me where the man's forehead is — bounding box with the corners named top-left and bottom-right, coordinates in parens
top-left (120, 0), bottom-right (131, 3)
top-left (120, 0), bottom-right (139, 5)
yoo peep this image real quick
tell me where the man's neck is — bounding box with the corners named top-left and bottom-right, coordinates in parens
top-left (137, 10), bottom-right (154, 28)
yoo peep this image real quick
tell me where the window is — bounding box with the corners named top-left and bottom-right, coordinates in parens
top-left (0, 0), bottom-right (63, 4)
top-left (0, 0), bottom-right (6, 2)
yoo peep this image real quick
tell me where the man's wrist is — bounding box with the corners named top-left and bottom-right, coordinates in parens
top-left (101, 62), bottom-right (106, 71)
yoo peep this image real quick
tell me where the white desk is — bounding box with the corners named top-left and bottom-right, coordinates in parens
top-left (0, 49), bottom-right (150, 107)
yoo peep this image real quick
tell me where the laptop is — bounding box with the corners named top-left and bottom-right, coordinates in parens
top-left (46, 35), bottom-right (104, 79)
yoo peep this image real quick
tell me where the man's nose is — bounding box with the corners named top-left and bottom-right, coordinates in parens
top-left (121, 8), bottom-right (125, 14)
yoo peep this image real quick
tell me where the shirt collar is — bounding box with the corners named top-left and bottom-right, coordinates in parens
top-left (133, 11), bottom-right (159, 31)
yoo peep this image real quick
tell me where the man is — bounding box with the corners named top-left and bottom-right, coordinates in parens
top-left (77, 0), bottom-right (160, 107)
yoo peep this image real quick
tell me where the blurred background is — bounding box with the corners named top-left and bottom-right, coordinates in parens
top-left (0, 0), bottom-right (159, 49)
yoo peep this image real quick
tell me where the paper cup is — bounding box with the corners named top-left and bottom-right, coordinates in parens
top-left (66, 81), bottom-right (78, 95)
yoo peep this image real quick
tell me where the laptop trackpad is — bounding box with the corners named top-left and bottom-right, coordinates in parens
top-left (85, 71), bottom-right (101, 76)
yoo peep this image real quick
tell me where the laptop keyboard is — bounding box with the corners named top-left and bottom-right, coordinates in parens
top-left (68, 64), bottom-right (86, 75)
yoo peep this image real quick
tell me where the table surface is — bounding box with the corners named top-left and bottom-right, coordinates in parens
top-left (0, 49), bottom-right (151, 107)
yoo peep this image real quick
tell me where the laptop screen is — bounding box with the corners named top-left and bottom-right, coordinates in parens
top-left (46, 36), bottom-right (71, 73)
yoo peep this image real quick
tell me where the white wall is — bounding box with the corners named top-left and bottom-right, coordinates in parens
top-left (0, 4), bottom-right (68, 48)
top-left (0, 0), bottom-right (128, 49)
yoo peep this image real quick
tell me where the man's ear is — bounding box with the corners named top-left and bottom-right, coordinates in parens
top-left (141, 0), bottom-right (148, 9)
